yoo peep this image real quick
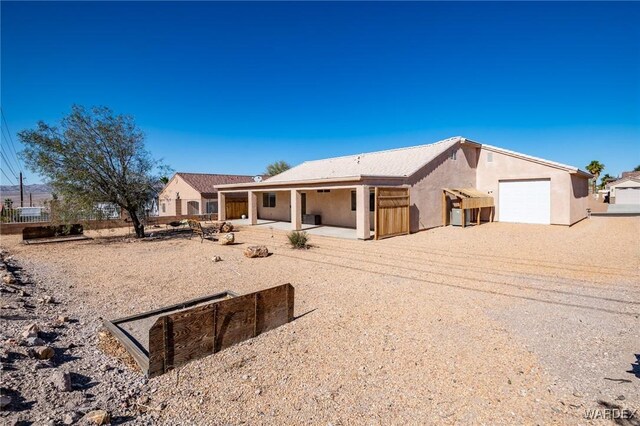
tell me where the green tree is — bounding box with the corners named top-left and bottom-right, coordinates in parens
top-left (585, 160), bottom-right (605, 194)
top-left (265, 160), bottom-right (291, 177)
top-left (634, 165), bottom-right (640, 172)
top-left (19, 105), bottom-right (167, 238)
top-left (159, 176), bottom-right (170, 185)
top-left (599, 173), bottom-right (614, 190)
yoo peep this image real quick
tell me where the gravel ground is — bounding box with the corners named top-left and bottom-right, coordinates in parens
top-left (1, 216), bottom-right (638, 425)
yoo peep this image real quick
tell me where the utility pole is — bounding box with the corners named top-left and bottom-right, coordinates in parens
top-left (29, 193), bottom-right (33, 207)
top-left (19, 172), bottom-right (24, 207)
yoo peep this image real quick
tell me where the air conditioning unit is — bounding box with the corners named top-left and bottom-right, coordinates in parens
top-left (450, 208), bottom-right (471, 226)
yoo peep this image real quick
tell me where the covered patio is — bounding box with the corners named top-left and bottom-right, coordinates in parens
top-left (217, 181), bottom-right (375, 239)
top-left (228, 219), bottom-right (359, 239)
top-left (216, 174), bottom-right (413, 240)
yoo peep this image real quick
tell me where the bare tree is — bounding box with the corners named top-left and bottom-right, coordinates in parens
top-left (19, 105), bottom-right (167, 237)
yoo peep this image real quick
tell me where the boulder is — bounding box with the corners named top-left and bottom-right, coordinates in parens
top-left (211, 255), bottom-right (222, 262)
top-left (243, 245), bottom-right (269, 258)
top-left (220, 222), bottom-right (234, 233)
top-left (52, 371), bottom-right (73, 392)
top-left (21, 323), bottom-right (39, 339)
top-left (24, 336), bottom-right (45, 346)
top-left (219, 233), bottom-right (235, 245)
top-left (2, 274), bottom-right (15, 285)
top-left (28, 345), bottom-right (55, 360)
top-left (83, 410), bottom-right (111, 425)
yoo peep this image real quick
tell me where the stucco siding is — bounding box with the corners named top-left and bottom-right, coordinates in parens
top-left (476, 148), bottom-right (575, 225)
top-left (158, 175), bottom-right (202, 216)
top-left (569, 174), bottom-right (589, 224)
top-left (257, 191), bottom-right (291, 221)
top-left (407, 143), bottom-right (477, 231)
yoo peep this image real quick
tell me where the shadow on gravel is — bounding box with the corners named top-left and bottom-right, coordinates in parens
top-left (0, 314), bottom-right (35, 321)
top-left (1, 387), bottom-right (35, 412)
top-left (112, 415), bottom-right (137, 424)
top-left (53, 347), bottom-right (81, 366)
top-left (293, 309), bottom-right (316, 321)
top-left (629, 354), bottom-right (640, 379)
top-left (70, 372), bottom-right (99, 390)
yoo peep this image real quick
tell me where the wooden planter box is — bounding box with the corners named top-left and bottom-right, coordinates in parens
top-left (104, 284), bottom-right (294, 378)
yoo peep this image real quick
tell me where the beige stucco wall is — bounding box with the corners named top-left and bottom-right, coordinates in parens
top-left (255, 189), bottom-right (374, 229)
top-left (475, 148), bottom-right (587, 225)
top-left (303, 188), bottom-right (375, 229)
top-left (569, 174), bottom-right (589, 224)
top-left (158, 175), bottom-right (201, 216)
top-left (257, 191), bottom-right (291, 221)
top-left (407, 143), bottom-right (477, 231)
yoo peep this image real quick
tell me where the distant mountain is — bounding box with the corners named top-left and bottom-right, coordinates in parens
top-left (0, 183), bottom-right (52, 194)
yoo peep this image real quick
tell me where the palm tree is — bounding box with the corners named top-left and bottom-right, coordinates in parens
top-left (586, 160), bottom-right (605, 194)
top-left (599, 173), bottom-right (614, 190)
top-left (265, 161), bottom-right (291, 177)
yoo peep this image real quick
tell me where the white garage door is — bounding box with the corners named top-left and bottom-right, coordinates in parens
top-left (499, 179), bottom-right (551, 225)
top-left (616, 187), bottom-right (640, 205)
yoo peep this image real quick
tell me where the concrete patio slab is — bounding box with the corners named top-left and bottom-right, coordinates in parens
top-left (228, 219), bottom-right (360, 239)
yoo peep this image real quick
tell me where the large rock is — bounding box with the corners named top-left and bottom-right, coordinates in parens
top-left (24, 336), bottom-right (45, 346)
top-left (28, 345), bottom-right (55, 360)
top-left (52, 371), bottom-right (73, 392)
top-left (220, 222), bottom-right (234, 233)
top-left (2, 274), bottom-right (16, 284)
top-left (243, 245), bottom-right (269, 258)
top-left (21, 323), bottom-right (40, 339)
top-left (219, 233), bottom-right (235, 245)
top-left (84, 410), bottom-right (111, 425)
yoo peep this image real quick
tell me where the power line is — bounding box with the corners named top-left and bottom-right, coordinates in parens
top-left (0, 149), bottom-right (19, 180)
top-left (1, 168), bottom-right (16, 186)
top-left (0, 108), bottom-right (24, 173)
top-left (0, 132), bottom-right (22, 175)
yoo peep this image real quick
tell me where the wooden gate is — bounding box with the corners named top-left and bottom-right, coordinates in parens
top-left (225, 199), bottom-right (248, 219)
top-left (374, 187), bottom-right (410, 240)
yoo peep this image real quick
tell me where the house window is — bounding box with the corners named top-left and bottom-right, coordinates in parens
top-left (262, 192), bottom-right (276, 208)
top-left (187, 201), bottom-right (200, 215)
top-left (206, 201), bottom-right (218, 214)
top-left (487, 152), bottom-right (493, 163)
top-left (317, 189), bottom-right (331, 193)
top-left (351, 190), bottom-right (376, 212)
top-left (161, 203), bottom-right (166, 213)
top-left (451, 150), bottom-right (457, 160)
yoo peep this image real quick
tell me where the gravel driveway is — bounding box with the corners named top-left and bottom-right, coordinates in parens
top-left (1, 216), bottom-right (638, 424)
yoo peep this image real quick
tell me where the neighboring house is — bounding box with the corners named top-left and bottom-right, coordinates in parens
top-left (606, 176), bottom-right (640, 205)
top-left (216, 136), bottom-right (591, 239)
top-left (158, 173), bottom-right (258, 218)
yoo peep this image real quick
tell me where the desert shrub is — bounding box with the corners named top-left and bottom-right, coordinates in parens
top-left (287, 230), bottom-right (309, 249)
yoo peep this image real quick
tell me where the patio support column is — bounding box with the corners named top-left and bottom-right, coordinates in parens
top-left (248, 191), bottom-right (258, 225)
top-left (356, 185), bottom-right (370, 240)
top-left (291, 189), bottom-right (302, 231)
top-left (218, 192), bottom-right (226, 221)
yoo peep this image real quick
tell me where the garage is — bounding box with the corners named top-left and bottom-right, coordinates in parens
top-left (616, 187), bottom-right (640, 205)
top-left (498, 179), bottom-right (551, 224)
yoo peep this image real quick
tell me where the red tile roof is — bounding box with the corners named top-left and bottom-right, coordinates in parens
top-left (176, 173), bottom-right (257, 195)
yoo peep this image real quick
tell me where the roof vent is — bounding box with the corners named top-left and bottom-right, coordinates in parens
top-left (253, 176), bottom-right (263, 182)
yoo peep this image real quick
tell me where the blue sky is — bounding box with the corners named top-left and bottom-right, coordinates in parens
top-left (2, 1), bottom-right (639, 185)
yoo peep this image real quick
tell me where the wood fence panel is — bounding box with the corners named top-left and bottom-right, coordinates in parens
top-left (146, 284), bottom-right (294, 377)
top-left (225, 200), bottom-right (248, 220)
top-left (375, 188), bottom-right (410, 240)
top-left (214, 293), bottom-right (256, 351)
